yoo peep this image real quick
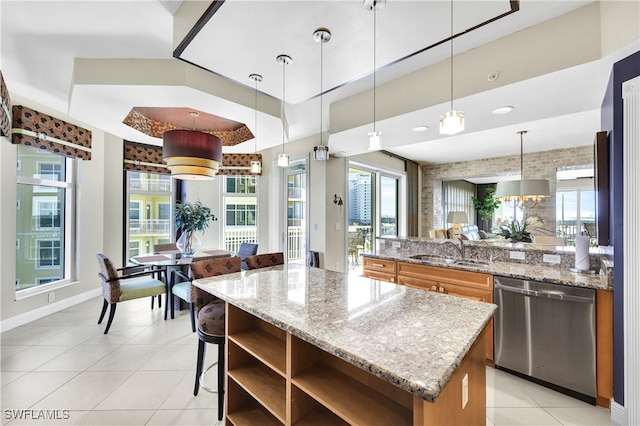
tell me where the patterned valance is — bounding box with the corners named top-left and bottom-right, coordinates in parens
top-left (124, 141), bottom-right (262, 176)
top-left (11, 105), bottom-right (92, 160)
top-left (124, 141), bottom-right (169, 174)
top-left (219, 153), bottom-right (262, 176)
top-left (0, 70), bottom-right (11, 137)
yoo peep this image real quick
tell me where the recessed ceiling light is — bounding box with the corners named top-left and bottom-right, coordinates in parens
top-left (412, 125), bottom-right (429, 132)
top-left (492, 106), bottom-right (514, 115)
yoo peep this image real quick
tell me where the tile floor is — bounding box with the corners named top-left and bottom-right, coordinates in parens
top-left (1, 297), bottom-right (611, 425)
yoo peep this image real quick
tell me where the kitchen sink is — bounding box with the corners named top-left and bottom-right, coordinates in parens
top-left (409, 254), bottom-right (456, 264)
top-left (453, 259), bottom-right (491, 267)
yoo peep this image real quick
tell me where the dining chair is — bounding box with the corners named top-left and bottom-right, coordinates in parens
top-left (237, 242), bottom-right (258, 270)
top-left (189, 256), bottom-right (242, 421)
top-left (245, 252), bottom-right (285, 270)
top-left (96, 253), bottom-right (166, 334)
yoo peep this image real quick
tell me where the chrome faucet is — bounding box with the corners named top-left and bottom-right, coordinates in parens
top-left (440, 239), bottom-right (465, 259)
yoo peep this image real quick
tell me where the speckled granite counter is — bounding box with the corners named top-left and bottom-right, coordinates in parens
top-left (367, 248), bottom-right (611, 291)
top-left (192, 263), bottom-right (496, 402)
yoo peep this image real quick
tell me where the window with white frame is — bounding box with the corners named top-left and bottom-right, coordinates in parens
top-left (16, 145), bottom-right (75, 293)
top-left (223, 176), bottom-right (258, 254)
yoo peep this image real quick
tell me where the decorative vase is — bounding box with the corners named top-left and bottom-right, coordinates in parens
top-left (176, 231), bottom-right (201, 258)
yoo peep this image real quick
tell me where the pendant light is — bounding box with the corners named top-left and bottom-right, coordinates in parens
top-left (495, 131), bottom-right (550, 208)
top-left (365, 0), bottom-right (385, 151)
top-left (439, 0), bottom-right (465, 135)
top-left (162, 111), bottom-right (222, 180)
top-left (276, 54), bottom-right (292, 168)
top-left (249, 73), bottom-right (263, 174)
top-left (313, 28), bottom-right (331, 161)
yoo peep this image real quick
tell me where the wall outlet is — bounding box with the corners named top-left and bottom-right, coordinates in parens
top-left (335, 222), bottom-right (341, 231)
top-left (461, 373), bottom-right (469, 409)
top-left (48, 292), bottom-right (55, 303)
top-left (509, 251), bottom-right (526, 260)
top-left (392, 241), bottom-right (401, 249)
top-left (543, 254), bottom-right (561, 264)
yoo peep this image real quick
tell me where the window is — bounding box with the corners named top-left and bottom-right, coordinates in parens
top-left (556, 168), bottom-right (595, 246)
top-left (223, 176), bottom-right (258, 254)
top-left (16, 145), bottom-right (75, 294)
top-left (442, 180), bottom-right (475, 227)
top-left (125, 172), bottom-right (172, 257)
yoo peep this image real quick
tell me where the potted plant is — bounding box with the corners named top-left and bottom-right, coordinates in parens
top-left (472, 187), bottom-right (501, 231)
top-left (174, 201), bottom-right (216, 257)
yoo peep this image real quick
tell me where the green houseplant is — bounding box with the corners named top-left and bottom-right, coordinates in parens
top-left (471, 187), bottom-right (501, 230)
top-left (174, 201), bottom-right (216, 257)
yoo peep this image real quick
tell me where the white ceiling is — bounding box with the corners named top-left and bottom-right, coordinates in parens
top-left (1, 0), bottom-right (637, 165)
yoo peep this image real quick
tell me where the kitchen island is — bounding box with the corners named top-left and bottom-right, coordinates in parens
top-left (193, 263), bottom-right (496, 425)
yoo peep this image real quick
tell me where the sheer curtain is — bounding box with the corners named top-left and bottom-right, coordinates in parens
top-left (443, 180), bottom-right (475, 227)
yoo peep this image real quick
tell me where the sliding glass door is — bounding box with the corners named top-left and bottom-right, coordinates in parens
top-left (285, 156), bottom-right (308, 263)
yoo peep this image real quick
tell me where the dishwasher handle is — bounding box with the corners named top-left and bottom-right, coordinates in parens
top-left (494, 283), bottom-right (594, 304)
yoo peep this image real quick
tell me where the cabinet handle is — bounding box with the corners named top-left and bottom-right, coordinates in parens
top-left (390, 277), bottom-right (395, 282)
top-left (430, 285), bottom-right (438, 292)
top-left (439, 287), bottom-right (447, 294)
top-left (372, 263), bottom-right (385, 268)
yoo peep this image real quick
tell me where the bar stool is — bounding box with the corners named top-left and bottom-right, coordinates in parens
top-left (189, 256), bottom-right (241, 421)
top-left (194, 299), bottom-right (225, 421)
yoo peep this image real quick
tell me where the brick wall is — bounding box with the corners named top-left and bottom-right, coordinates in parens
top-left (421, 145), bottom-right (594, 236)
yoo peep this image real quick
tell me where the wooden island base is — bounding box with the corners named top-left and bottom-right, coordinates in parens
top-left (225, 303), bottom-right (487, 426)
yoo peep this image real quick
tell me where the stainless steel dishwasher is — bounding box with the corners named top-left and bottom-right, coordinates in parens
top-left (494, 276), bottom-right (596, 404)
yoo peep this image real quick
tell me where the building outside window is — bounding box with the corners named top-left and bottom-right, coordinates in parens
top-left (15, 145), bottom-right (74, 293)
top-left (126, 171), bottom-right (172, 257)
top-left (223, 176), bottom-right (258, 254)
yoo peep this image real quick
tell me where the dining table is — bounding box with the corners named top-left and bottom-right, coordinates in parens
top-left (129, 249), bottom-right (233, 319)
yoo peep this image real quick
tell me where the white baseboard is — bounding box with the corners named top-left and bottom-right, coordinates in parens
top-left (0, 287), bottom-right (101, 333)
top-left (611, 400), bottom-right (627, 426)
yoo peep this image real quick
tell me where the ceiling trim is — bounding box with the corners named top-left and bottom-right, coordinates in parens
top-left (172, 0), bottom-right (521, 104)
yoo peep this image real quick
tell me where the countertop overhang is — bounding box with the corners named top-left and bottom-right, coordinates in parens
top-left (192, 263), bottom-right (496, 402)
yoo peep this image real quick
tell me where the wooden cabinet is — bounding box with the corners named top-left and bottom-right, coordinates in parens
top-left (596, 289), bottom-right (613, 408)
top-left (225, 303), bottom-right (487, 425)
top-left (397, 262), bottom-right (494, 363)
top-left (362, 257), bottom-right (397, 283)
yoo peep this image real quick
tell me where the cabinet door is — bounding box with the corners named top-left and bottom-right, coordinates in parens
top-left (397, 275), bottom-right (438, 291)
top-left (363, 269), bottom-right (396, 283)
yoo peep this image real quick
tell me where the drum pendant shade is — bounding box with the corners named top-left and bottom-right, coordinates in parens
top-left (163, 129), bottom-right (222, 180)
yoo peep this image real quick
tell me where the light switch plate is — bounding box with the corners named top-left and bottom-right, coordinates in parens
top-left (509, 251), bottom-right (525, 260)
top-left (543, 254), bottom-right (561, 264)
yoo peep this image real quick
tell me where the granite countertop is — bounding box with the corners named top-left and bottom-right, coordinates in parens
top-left (192, 263), bottom-right (496, 402)
top-left (367, 249), bottom-right (611, 291)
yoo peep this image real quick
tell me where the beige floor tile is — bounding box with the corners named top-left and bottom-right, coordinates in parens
top-left (139, 344), bottom-right (196, 371)
top-left (1, 371), bottom-right (26, 387)
top-left (146, 409), bottom-right (224, 425)
top-left (1, 345), bottom-right (72, 372)
top-left (75, 410), bottom-right (155, 425)
top-left (36, 345), bottom-right (119, 372)
top-left (1, 371), bottom-right (79, 410)
top-left (488, 407), bottom-right (562, 425)
top-left (81, 326), bottom-right (147, 345)
top-left (31, 371), bottom-right (133, 411)
top-left (486, 370), bottom-right (538, 408)
top-left (38, 326), bottom-right (103, 346)
top-left (1, 346), bottom-right (29, 360)
top-left (1, 327), bottom-right (71, 346)
top-left (545, 407), bottom-right (612, 425)
top-left (158, 369), bottom-right (218, 410)
top-left (86, 345), bottom-right (162, 372)
top-left (515, 378), bottom-right (593, 408)
top-left (94, 370), bottom-right (186, 410)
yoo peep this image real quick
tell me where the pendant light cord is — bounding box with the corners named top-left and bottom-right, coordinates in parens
top-left (320, 35), bottom-right (324, 147)
top-left (519, 131), bottom-right (525, 180)
top-left (282, 60), bottom-right (286, 154)
top-left (373, 3), bottom-right (377, 133)
top-left (254, 79), bottom-right (258, 154)
top-left (450, 0), bottom-right (454, 111)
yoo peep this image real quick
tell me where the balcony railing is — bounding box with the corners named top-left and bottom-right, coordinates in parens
top-left (288, 226), bottom-right (305, 260)
top-left (129, 219), bottom-right (171, 235)
top-left (224, 227), bottom-right (258, 254)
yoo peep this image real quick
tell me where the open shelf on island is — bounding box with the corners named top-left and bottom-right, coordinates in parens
top-left (227, 305), bottom-right (287, 376)
top-left (227, 378), bottom-right (283, 426)
top-left (227, 344), bottom-right (287, 423)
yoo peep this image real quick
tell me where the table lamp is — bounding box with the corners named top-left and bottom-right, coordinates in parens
top-left (447, 211), bottom-right (468, 239)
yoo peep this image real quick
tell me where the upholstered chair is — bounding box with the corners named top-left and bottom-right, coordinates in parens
top-left (236, 242), bottom-right (258, 270)
top-left (96, 253), bottom-right (166, 334)
top-left (189, 256), bottom-right (242, 421)
top-left (245, 252), bottom-right (285, 270)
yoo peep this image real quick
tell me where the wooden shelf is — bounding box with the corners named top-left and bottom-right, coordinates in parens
top-left (229, 328), bottom-right (286, 376)
top-left (292, 363), bottom-right (413, 426)
top-left (294, 405), bottom-right (350, 426)
top-left (228, 365), bottom-right (287, 423)
top-left (226, 378), bottom-right (283, 426)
